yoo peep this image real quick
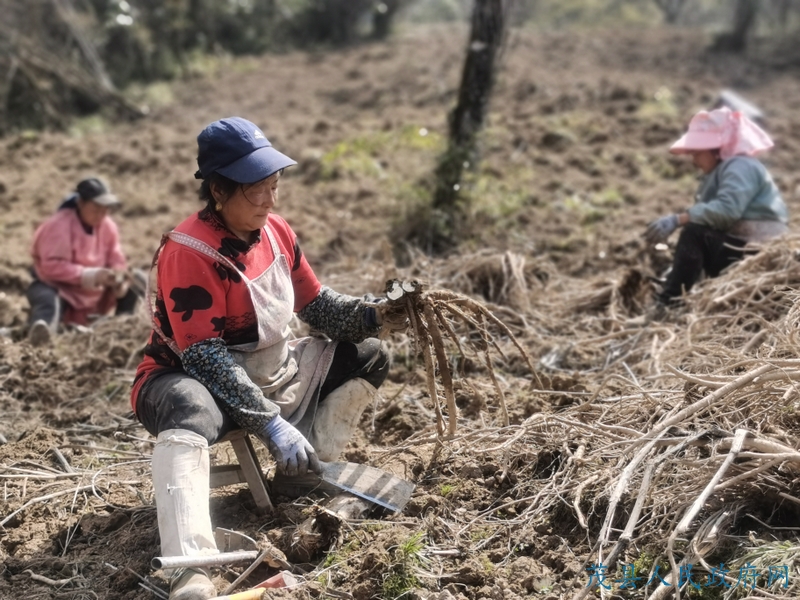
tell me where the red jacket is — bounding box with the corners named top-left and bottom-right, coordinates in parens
top-left (131, 209), bottom-right (321, 412)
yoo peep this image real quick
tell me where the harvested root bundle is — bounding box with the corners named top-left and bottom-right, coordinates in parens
top-left (568, 267), bottom-right (653, 318)
top-left (433, 250), bottom-right (536, 312)
top-left (378, 279), bottom-right (541, 437)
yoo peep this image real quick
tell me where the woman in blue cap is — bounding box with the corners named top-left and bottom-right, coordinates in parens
top-left (132, 117), bottom-right (400, 599)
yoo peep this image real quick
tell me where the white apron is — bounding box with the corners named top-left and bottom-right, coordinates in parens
top-left (149, 225), bottom-right (337, 426)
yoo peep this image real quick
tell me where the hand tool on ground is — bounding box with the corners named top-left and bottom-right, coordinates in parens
top-left (152, 551), bottom-right (258, 570)
top-left (318, 460), bottom-right (415, 513)
top-left (153, 528), bottom-right (291, 572)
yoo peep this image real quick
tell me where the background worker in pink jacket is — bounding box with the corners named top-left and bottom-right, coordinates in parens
top-left (27, 177), bottom-right (139, 345)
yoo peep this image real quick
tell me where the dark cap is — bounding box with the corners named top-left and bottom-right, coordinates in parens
top-left (195, 117), bottom-right (297, 184)
top-left (76, 178), bottom-right (120, 207)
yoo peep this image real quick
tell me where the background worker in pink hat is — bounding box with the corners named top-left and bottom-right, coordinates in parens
top-left (644, 107), bottom-right (788, 306)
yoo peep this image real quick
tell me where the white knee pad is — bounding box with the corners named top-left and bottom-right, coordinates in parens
top-left (152, 429), bottom-right (217, 571)
top-left (308, 378), bottom-right (378, 462)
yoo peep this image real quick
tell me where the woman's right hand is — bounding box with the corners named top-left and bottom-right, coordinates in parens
top-left (261, 416), bottom-right (321, 477)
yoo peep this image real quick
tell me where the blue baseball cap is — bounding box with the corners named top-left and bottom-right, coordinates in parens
top-left (195, 117), bottom-right (297, 184)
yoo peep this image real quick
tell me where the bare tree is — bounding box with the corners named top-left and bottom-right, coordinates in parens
top-left (428, 0), bottom-right (510, 253)
top-left (0, 0), bottom-right (142, 133)
top-left (712, 0), bottom-right (760, 52)
top-left (372, 0), bottom-right (405, 40)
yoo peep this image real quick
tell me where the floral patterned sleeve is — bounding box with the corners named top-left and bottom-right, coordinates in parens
top-left (182, 337), bottom-right (280, 431)
top-left (297, 286), bottom-right (381, 343)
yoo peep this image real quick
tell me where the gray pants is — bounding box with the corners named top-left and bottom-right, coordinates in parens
top-left (25, 280), bottom-right (66, 331)
top-left (26, 279), bottom-right (139, 327)
top-left (135, 338), bottom-right (389, 445)
top-left (26, 280), bottom-right (64, 328)
top-left (136, 371), bottom-right (239, 445)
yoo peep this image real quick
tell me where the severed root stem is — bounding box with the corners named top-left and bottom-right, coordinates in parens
top-left (380, 279), bottom-right (540, 436)
top-left (24, 569), bottom-right (83, 587)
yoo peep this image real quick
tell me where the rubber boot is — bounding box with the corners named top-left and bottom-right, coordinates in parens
top-left (308, 378), bottom-right (378, 461)
top-left (152, 429), bottom-right (218, 600)
top-left (169, 568), bottom-right (215, 600)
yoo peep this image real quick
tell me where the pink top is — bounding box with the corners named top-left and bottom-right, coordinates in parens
top-left (31, 205), bottom-right (128, 325)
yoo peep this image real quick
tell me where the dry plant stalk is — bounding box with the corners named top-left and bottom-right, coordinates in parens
top-left (378, 279), bottom-right (540, 437)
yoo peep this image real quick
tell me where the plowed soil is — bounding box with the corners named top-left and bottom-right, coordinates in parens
top-left (1, 23), bottom-right (800, 600)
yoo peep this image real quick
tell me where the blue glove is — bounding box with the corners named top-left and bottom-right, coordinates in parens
top-left (261, 416), bottom-right (321, 477)
top-left (645, 214), bottom-right (680, 244)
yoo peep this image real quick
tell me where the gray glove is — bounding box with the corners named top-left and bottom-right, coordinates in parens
top-left (645, 214), bottom-right (679, 244)
top-left (261, 416), bottom-right (321, 477)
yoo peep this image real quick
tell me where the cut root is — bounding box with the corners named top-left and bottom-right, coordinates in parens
top-left (378, 279), bottom-right (541, 437)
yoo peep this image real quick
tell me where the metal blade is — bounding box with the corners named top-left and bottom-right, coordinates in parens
top-left (319, 461), bottom-right (415, 513)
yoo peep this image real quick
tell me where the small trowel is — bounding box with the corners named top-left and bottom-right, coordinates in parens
top-left (319, 461), bottom-right (415, 513)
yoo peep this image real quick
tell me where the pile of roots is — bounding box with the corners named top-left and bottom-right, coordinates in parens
top-left (371, 236), bottom-right (800, 598)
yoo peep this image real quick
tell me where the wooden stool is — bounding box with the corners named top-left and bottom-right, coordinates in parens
top-left (209, 430), bottom-right (274, 513)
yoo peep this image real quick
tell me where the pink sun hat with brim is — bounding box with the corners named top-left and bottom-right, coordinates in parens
top-left (669, 106), bottom-right (774, 160)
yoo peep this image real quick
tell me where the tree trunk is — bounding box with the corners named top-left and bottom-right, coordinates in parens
top-left (730, 0), bottom-right (759, 50)
top-left (712, 0), bottom-right (759, 52)
top-left (372, 0), bottom-right (403, 40)
top-left (430, 0), bottom-right (509, 253)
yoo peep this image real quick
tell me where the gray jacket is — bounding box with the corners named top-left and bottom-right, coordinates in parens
top-left (688, 156), bottom-right (788, 242)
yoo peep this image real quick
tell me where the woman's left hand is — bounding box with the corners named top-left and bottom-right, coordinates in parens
top-left (376, 303), bottom-right (409, 332)
top-left (644, 214), bottom-right (680, 244)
